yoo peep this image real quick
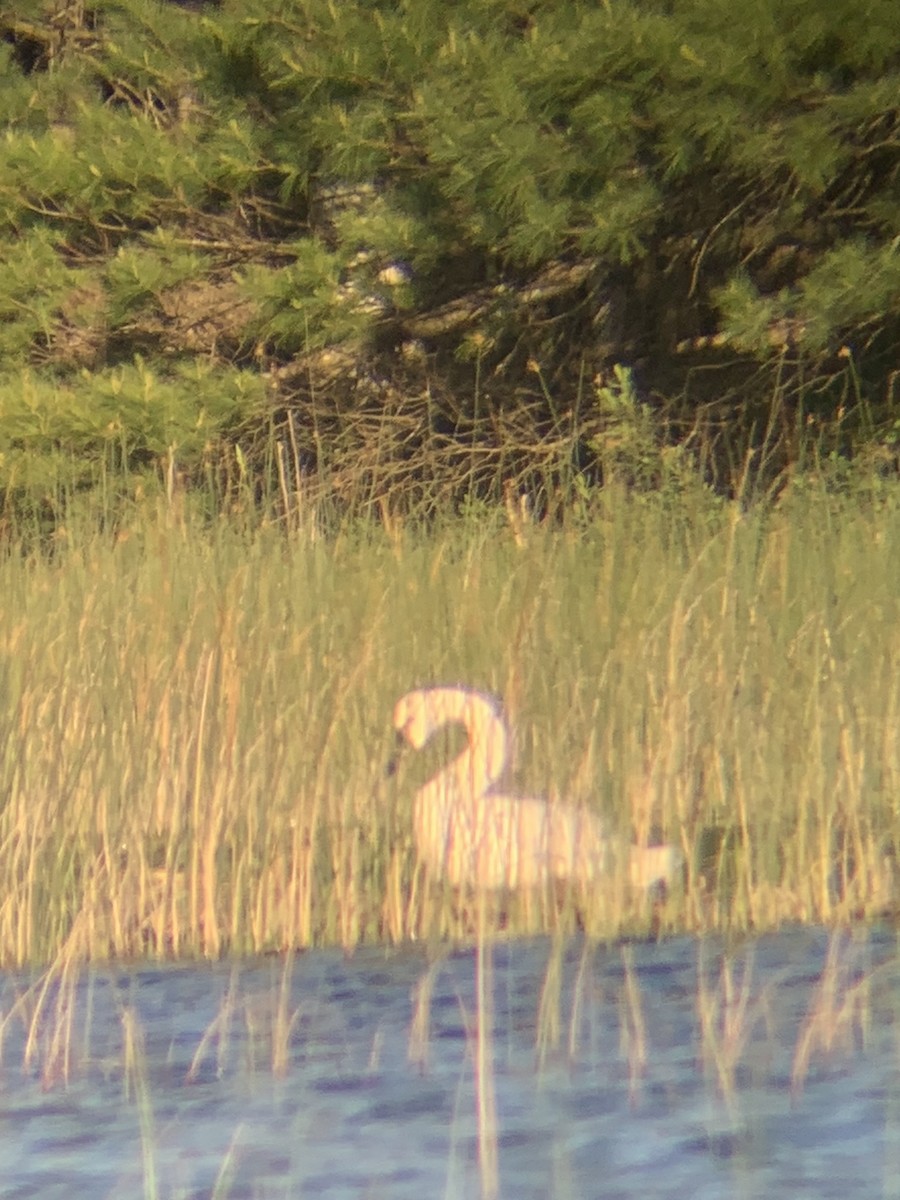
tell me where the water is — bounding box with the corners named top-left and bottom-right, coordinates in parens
top-left (1, 927), bottom-right (899, 1198)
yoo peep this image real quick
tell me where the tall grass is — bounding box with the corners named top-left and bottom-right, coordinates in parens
top-left (0, 472), bottom-right (899, 966)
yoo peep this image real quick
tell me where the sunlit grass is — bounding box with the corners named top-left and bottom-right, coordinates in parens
top-left (0, 474), bottom-right (899, 966)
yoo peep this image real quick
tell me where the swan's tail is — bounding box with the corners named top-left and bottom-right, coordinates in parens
top-left (628, 843), bottom-right (683, 890)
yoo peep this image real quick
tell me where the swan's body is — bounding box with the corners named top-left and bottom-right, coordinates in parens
top-left (392, 687), bottom-right (681, 891)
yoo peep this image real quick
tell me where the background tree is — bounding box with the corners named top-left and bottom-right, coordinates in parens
top-left (0, 0), bottom-right (897, 513)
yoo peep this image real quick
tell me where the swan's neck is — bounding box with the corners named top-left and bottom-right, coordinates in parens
top-left (424, 691), bottom-right (508, 807)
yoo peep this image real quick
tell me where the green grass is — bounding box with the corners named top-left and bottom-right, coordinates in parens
top-left (1, 475), bottom-right (899, 967)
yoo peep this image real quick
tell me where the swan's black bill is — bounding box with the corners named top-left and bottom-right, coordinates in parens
top-left (385, 730), bottom-right (407, 778)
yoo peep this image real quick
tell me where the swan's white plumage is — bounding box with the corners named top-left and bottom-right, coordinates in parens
top-left (392, 686), bottom-right (681, 891)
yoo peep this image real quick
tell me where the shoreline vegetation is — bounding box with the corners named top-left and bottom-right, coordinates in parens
top-left (1, 469), bottom-right (899, 969)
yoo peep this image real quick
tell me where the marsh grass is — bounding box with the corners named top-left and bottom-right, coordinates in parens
top-left (122, 1003), bottom-right (158, 1200)
top-left (0, 469), bottom-right (899, 967)
top-left (696, 942), bottom-right (776, 1112)
top-left (791, 927), bottom-right (874, 1098)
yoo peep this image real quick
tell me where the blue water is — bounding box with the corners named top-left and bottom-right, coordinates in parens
top-left (1, 928), bottom-right (899, 1198)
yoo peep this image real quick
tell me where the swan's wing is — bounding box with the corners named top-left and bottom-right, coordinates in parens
top-left (472, 796), bottom-right (613, 887)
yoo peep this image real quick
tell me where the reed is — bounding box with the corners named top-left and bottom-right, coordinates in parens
top-left (0, 472), bottom-right (899, 965)
top-left (122, 1003), bottom-right (158, 1200)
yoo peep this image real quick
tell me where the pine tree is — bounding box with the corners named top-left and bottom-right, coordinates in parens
top-left (0, 0), bottom-right (897, 505)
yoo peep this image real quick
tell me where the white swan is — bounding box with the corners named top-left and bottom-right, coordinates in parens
top-left (392, 686), bottom-right (681, 891)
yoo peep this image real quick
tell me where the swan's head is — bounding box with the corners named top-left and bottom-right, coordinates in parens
top-left (392, 691), bottom-right (433, 750)
top-left (391, 687), bottom-right (507, 781)
top-left (394, 686), bottom-right (497, 749)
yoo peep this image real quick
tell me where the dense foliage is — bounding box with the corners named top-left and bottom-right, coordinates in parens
top-left (0, 0), bottom-right (898, 511)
